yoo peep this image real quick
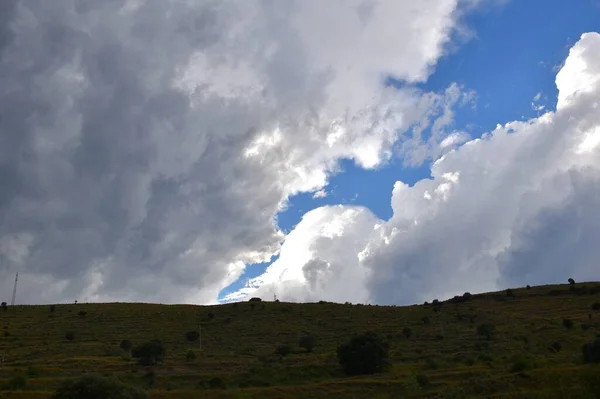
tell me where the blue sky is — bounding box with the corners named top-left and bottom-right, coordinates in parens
top-left (218, 0), bottom-right (600, 301)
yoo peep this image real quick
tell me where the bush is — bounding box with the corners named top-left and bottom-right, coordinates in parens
top-left (548, 341), bottom-right (562, 353)
top-left (248, 297), bottom-right (262, 302)
top-left (186, 330), bottom-right (200, 342)
top-left (3, 375), bottom-right (27, 390)
top-left (526, 285), bottom-right (531, 290)
top-left (131, 340), bottom-right (165, 366)
top-left (275, 344), bottom-right (293, 356)
top-left (52, 374), bottom-right (147, 399)
top-left (336, 332), bottom-right (390, 376)
top-left (568, 278), bottom-right (575, 285)
top-left (562, 318), bottom-right (574, 329)
top-left (299, 334), bottom-right (317, 353)
top-left (120, 339), bottom-right (133, 352)
top-left (65, 331), bottom-right (75, 342)
top-left (476, 324), bottom-right (495, 340)
top-left (1, 302), bottom-right (7, 312)
top-left (186, 350), bottom-right (196, 362)
top-left (509, 355), bottom-right (531, 373)
top-left (402, 327), bottom-right (412, 339)
top-left (582, 335), bottom-right (600, 364)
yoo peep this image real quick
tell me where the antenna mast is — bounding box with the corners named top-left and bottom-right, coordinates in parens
top-left (11, 272), bottom-right (18, 306)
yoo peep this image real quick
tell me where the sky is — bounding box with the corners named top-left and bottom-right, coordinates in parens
top-left (0, 0), bottom-right (599, 306)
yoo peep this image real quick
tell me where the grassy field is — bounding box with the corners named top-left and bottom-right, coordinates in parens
top-left (1, 282), bottom-right (599, 398)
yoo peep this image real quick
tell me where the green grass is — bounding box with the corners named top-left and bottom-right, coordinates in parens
top-left (1, 282), bottom-right (599, 398)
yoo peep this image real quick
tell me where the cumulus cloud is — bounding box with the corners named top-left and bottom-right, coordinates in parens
top-left (240, 32), bottom-right (600, 305)
top-left (0, 0), bottom-right (477, 304)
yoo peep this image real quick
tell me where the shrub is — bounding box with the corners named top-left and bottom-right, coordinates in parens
top-left (562, 318), bottom-right (574, 329)
top-left (248, 297), bottom-right (262, 302)
top-left (592, 302), bottom-right (600, 311)
top-left (548, 341), bottom-right (562, 353)
top-left (3, 375), bottom-right (27, 390)
top-left (186, 350), bottom-right (196, 362)
top-left (463, 292), bottom-right (472, 300)
top-left (526, 285), bottom-right (531, 290)
top-left (299, 334), bottom-right (317, 353)
top-left (509, 355), bottom-right (531, 373)
top-left (131, 340), bottom-right (165, 366)
top-left (582, 335), bottom-right (600, 364)
top-left (52, 374), bottom-right (147, 399)
top-left (476, 324), bottom-right (495, 340)
top-left (402, 327), bottom-right (412, 339)
top-left (120, 339), bottom-right (133, 352)
top-left (336, 332), bottom-right (390, 376)
top-left (65, 331), bottom-right (75, 342)
top-left (568, 278), bottom-right (575, 285)
top-left (186, 330), bottom-right (200, 342)
top-left (275, 344), bottom-right (293, 356)
top-left (1, 302), bottom-right (7, 312)
top-left (432, 299), bottom-right (440, 305)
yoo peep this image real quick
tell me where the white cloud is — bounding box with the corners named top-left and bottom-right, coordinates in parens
top-left (231, 32), bottom-right (600, 305)
top-left (0, 0), bottom-right (477, 304)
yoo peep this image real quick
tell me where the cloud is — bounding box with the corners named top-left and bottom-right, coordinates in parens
top-left (0, 0), bottom-right (474, 304)
top-left (236, 32), bottom-right (600, 305)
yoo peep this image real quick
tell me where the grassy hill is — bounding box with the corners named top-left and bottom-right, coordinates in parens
top-left (1, 282), bottom-right (599, 398)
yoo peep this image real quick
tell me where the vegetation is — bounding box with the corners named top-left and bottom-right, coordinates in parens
top-left (131, 339), bottom-right (165, 366)
top-left (0, 282), bottom-right (599, 398)
top-left (336, 332), bottom-right (390, 376)
top-left (52, 374), bottom-right (147, 399)
top-left (1, 302), bottom-right (6, 312)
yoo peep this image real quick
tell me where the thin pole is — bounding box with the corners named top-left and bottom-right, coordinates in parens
top-left (10, 273), bottom-right (18, 306)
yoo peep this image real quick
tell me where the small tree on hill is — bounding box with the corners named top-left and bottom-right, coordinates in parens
top-left (562, 318), bottom-right (574, 329)
top-left (337, 332), bottom-right (390, 376)
top-left (1, 302), bottom-right (7, 312)
top-left (186, 330), bottom-right (200, 342)
top-left (120, 339), bottom-right (133, 352)
top-left (582, 335), bottom-right (600, 364)
top-left (299, 334), bottom-right (317, 353)
top-left (477, 324), bottom-right (495, 341)
top-left (568, 278), bottom-right (575, 285)
top-left (52, 374), bottom-right (147, 399)
top-left (132, 340), bottom-right (165, 366)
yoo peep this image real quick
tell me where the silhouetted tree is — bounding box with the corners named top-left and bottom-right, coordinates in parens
top-left (132, 340), bottom-right (165, 366)
top-left (562, 318), bottom-right (574, 329)
top-left (185, 330), bottom-right (200, 342)
top-left (337, 332), bottom-right (390, 376)
top-left (568, 278), bottom-right (575, 285)
top-left (299, 334), bottom-right (317, 353)
top-left (1, 302), bottom-right (7, 312)
top-left (477, 324), bottom-right (495, 340)
top-left (120, 339), bottom-right (133, 352)
top-left (582, 335), bottom-right (600, 364)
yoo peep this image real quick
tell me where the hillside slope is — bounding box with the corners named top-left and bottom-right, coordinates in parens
top-left (1, 282), bottom-right (599, 398)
